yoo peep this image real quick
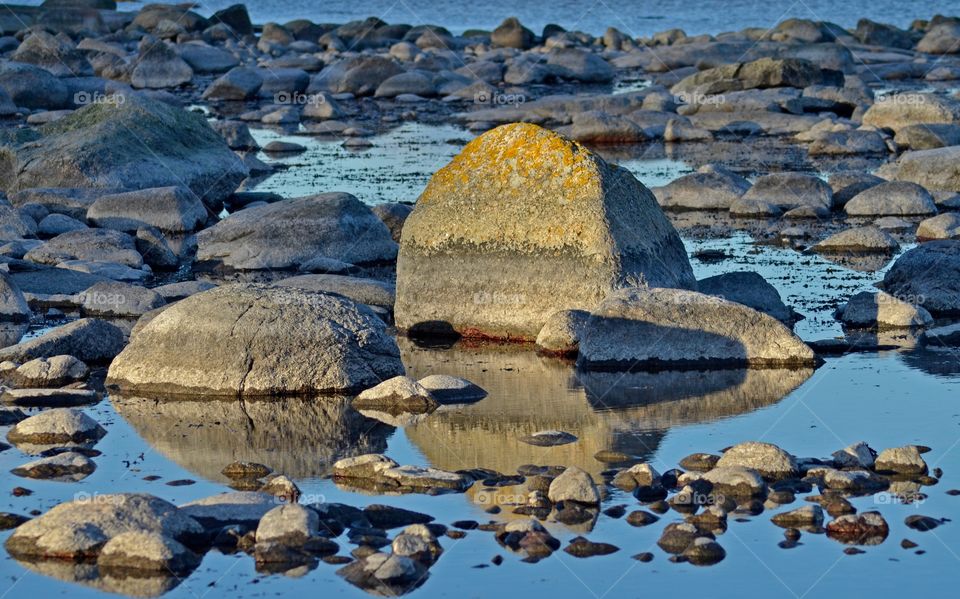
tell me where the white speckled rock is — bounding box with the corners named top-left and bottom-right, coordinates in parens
top-left (702, 466), bottom-right (766, 496)
top-left (837, 291), bottom-right (932, 329)
top-left (716, 442), bottom-right (798, 480)
top-left (12, 355), bottom-right (88, 387)
top-left (875, 446), bottom-right (928, 475)
top-left (256, 504), bottom-right (319, 546)
top-left (832, 441), bottom-right (876, 469)
top-left (7, 408), bottom-right (105, 447)
top-left (813, 226), bottom-right (900, 253)
top-left (98, 531), bottom-right (200, 574)
top-left (416, 374), bottom-right (486, 403)
top-left (548, 466), bottom-right (600, 504)
top-left (578, 287), bottom-right (815, 369)
top-left (4, 494), bottom-right (203, 559)
top-left (106, 284), bottom-right (404, 396)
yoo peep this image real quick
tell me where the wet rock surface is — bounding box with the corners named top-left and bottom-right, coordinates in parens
top-left (0, 3), bottom-right (958, 597)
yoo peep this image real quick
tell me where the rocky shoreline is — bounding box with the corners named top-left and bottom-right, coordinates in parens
top-left (0, 1), bottom-right (959, 596)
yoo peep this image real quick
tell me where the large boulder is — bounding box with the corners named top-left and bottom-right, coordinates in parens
top-left (106, 284), bottom-right (404, 396)
top-left (4, 494), bottom-right (203, 560)
top-left (0, 95), bottom-right (247, 211)
top-left (196, 193), bottom-right (397, 271)
top-left (577, 287), bottom-right (815, 369)
top-left (395, 123), bottom-right (694, 340)
top-left (881, 240), bottom-right (960, 315)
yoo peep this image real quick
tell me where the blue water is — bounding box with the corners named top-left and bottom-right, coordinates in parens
top-left (19, 0), bottom-right (957, 36)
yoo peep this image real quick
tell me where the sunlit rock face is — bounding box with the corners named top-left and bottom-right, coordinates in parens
top-left (395, 122), bottom-right (694, 341)
top-left (399, 338), bottom-right (813, 485)
top-left (111, 394), bottom-right (393, 482)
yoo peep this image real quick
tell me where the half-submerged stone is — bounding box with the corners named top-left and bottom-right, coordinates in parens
top-left (577, 287), bottom-right (816, 369)
top-left (395, 123), bottom-right (694, 341)
top-left (106, 284), bottom-right (404, 396)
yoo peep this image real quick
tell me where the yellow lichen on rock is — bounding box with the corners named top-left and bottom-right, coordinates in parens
top-left (408, 123), bottom-right (609, 254)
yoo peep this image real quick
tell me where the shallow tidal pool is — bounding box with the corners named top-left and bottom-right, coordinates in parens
top-left (2, 123), bottom-right (960, 599)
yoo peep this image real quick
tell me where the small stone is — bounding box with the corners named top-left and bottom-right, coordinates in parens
top-left (682, 537), bottom-right (726, 565)
top-left (6, 408), bottom-right (106, 447)
top-left (679, 453), bottom-right (721, 471)
top-left (831, 442), bottom-right (876, 469)
top-left (632, 552), bottom-right (654, 562)
top-left (12, 452), bottom-right (95, 480)
top-left (353, 376), bottom-right (438, 414)
top-left (771, 505), bottom-right (824, 528)
top-left (548, 467), bottom-right (600, 505)
top-left (826, 512), bottom-right (890, 545)
top-left (98, 531), bottom-right (200, 574)
top-left (904, 515), bottom-right (944, 532)
top-left (626, 510), bottom-right (660, 527)
top-left (222, 461), bottom-right (272, 480)
top-left (875, 446), bottom-right (929, 475)
top-left (563, 536), bottom-right (619, 558)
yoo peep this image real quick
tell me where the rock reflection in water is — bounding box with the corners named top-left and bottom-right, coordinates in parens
top-left (12, 560), bottom-right (182, 598)
top-left (400, 339), bottom-right (813, 479)
top-left (111, 395), bottom-right (393, 482)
